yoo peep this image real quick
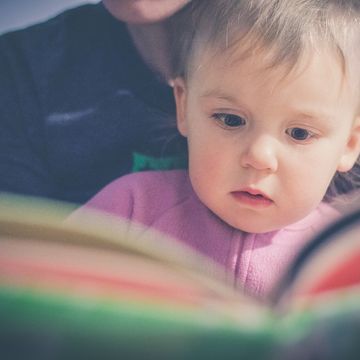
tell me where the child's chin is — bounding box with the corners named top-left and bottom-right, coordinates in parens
top-left (228, 219), bottom-right (280, 234)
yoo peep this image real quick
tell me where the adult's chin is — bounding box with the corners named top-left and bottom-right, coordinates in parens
top-left (103, 0), bottom-right (191, 24)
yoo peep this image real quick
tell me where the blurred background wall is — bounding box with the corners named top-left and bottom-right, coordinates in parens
top-left (0, 0), bottom-right (98, 34)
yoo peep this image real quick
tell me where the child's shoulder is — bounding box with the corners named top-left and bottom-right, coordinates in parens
top-left (94, 169), bottom-right (192, 201)
top-left (84, 170), bottom-right (194, 222)
top-left (77, 170), bottom-right (192, 220)
top-left (111, 169), bottom-right (189, 190)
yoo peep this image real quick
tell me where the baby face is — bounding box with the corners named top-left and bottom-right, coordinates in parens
top-left (174, 46), bottom-right (360, 233)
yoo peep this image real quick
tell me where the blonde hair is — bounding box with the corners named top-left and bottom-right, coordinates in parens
top-left (169, 0), bottom-right (360, 201)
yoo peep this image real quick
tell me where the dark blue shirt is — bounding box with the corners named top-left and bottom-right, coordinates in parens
top-left (0, 2), bottom-right (185, 204)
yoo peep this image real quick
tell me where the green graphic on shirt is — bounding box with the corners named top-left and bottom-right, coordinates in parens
top-left (132, 152), bottom-right (187, 172)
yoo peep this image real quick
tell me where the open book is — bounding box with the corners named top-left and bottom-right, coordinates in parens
top-left (0, 195), bottom-right (360, 359)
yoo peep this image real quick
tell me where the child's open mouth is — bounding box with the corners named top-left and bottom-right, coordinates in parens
top-left (231, 190), bottom-right (273, 207)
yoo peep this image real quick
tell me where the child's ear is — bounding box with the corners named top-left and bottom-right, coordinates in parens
top-left (338, 116), bottom-right (360, 172)
top-left (172, 77), bottom-right (188, 137)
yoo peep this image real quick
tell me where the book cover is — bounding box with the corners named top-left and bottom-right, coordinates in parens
top-left (0, 195), bottom-right (360, 359)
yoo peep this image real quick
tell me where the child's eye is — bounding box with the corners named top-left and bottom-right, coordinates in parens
top-left (286, 127), bottom-right (315, 141)
top-left (212, 113), bottom-right (246, 128)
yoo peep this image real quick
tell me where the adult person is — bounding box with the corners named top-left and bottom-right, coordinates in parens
top-left (0, 0), bottom-right (190, 204)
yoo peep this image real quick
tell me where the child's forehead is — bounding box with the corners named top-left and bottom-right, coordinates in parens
top-left (187, 41), bottom-right (360, 117)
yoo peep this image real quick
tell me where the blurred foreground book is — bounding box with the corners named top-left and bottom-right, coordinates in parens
top-left (0, 195), bottom-right (360, 359)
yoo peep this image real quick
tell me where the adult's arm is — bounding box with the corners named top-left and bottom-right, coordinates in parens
top-left (0, 34), bottom-right (55, 198)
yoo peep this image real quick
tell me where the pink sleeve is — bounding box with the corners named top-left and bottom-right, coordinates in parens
top-left (70, 175), bottom-right (135, 221)
top-left (68, 170), bottom-right (190, 226)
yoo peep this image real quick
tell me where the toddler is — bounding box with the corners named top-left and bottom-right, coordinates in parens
top-left (71, 0), bottom-right (360, 299)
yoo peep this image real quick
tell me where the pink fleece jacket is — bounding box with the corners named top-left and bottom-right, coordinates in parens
top-left (73, 170), bottom-right (338, 299)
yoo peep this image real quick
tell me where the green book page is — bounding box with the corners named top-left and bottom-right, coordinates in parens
top-left (0, 285), bottom-right (275, 360)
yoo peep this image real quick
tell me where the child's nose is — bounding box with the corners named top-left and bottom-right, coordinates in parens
top-left (240, 135), bottom-right (278, 172)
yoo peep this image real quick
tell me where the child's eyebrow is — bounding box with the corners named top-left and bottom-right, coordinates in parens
top-left (200, 90), bottom-right (240, 104)
top-left (292, 110), bottom-right (336, 124)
